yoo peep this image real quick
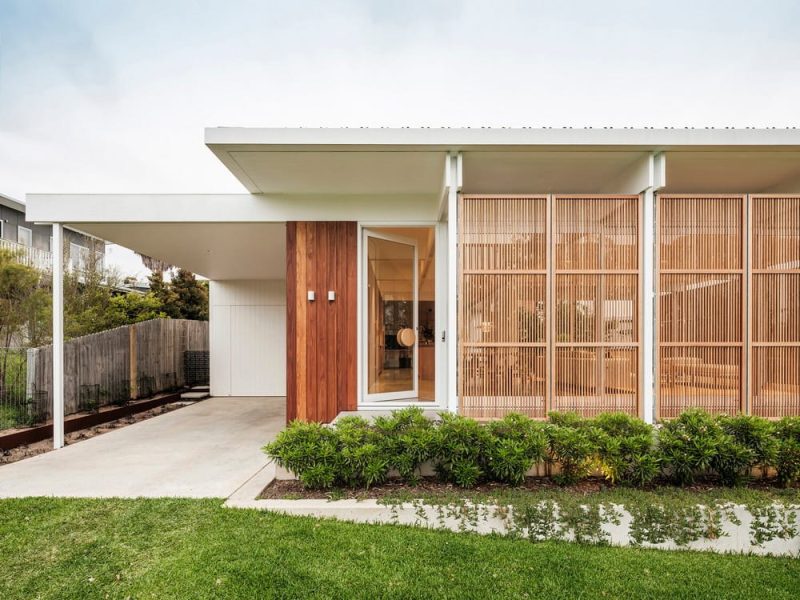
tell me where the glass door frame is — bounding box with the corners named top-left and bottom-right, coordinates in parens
top-left (362, 228), bottom-right (420, 402)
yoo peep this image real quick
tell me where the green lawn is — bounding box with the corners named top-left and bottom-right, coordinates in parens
top-left (0, 498), bottom-right (797, 599)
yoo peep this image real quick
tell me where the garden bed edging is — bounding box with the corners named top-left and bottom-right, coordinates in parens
top-left (224, 462), bottom-right (800, 557)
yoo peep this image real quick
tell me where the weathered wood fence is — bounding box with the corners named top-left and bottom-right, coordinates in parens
top-left (26, 319), bottom-right (208, 419)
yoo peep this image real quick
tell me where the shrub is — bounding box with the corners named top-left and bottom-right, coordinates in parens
top-left (373, 407), bottom-right (435, 484)
top-left (333, 416), bottom-right (391, 488)
top-left (433, 413), bottom-right (491, 487)
top-left (717, 414), bottom-right (777, 478)
top-left (547, 411), bottom-right (587, 429)
top-left (658, 410), bottom-right (753, 486)
top-left (590, 414), bottom-right (659, 486)
top-left (485, 413), bottom-right (548, 484)
top-left (263, 421), bottom-right (340, 489)
top-left (658, 409), bottom-right (721, 485)
top-left (774, 417), bottom-right (800, 487)
top-left (546, 424), bottom-right (598, 485)
top-left (711, 434), bottom-right (754, 487)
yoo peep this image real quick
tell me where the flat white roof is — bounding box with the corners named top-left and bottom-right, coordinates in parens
top-left (205, 127), bottom-right (800, 151)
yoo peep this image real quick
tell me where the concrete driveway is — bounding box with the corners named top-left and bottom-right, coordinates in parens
top-left (0, 396), bottom-right (285, 498)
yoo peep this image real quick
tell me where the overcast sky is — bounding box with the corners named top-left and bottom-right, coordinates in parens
top-left (1, 0), bottom-right (799, 276)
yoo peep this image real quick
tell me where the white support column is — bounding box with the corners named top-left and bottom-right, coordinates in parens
top-left (52, 223), bottom-right (65, 449)
top-left (642, 153), bottom-right (666, 424)
top-left (642, 187), bottom-right (656, 423)
top-left (446, 152), bottom-right (462, 413)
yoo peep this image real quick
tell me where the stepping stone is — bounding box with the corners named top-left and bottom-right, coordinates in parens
top-left (180, 391), bottom-right (210, 401)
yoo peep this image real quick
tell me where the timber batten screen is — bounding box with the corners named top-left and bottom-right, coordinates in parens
top-left (553, 196), bottom-right (641, 417)
top-left (457, 194), bottom-right (642, 419)
top-left (657, 195), bottom-right (745, 418)
top-left (750, 196), bottom-right (800, 417)
top-left (458, 196), bottom-right (549, 418)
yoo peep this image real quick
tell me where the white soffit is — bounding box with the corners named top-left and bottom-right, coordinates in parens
top-left (216, 149), bottom-right (447, 195)
top-left (72, 222), bottom-right (286, 280)
top-left (663, 152), bottom-right (800, 193)
top-left (462, 151), bottom-right (649, 194)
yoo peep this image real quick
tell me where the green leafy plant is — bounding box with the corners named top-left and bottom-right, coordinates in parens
top-left (333, 416), bottom-right (390, 488)
top-left (711, 434), bottom-right (755, 487)
top-left (373, 407), bottom-right (435, 484)
top-left (658, 409), bottom-right (723, 485)
top-left (263, 421), bottom-right (340, 489)
top-left (433, 413), bottom-right (491, 487)
top-left (774, 417), bottom-right (800, 487)
top-left (592, 413), bottom-right (660, 486)
top-left (546, 424), bottom-right (598, 486)
top-left (717, 414), bottom-right (777, 479)
top-left (485, 413), bottom-right (548, 484)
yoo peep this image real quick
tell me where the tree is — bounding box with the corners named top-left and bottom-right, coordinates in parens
top-left (62, 241), bottom-right (116, 339)
top-left (148, 270), bottom-right (180, 318)
top-left (0, 249), bottom-right (49, 348)
top-left (169, 269), bottom-right (208, 321)
top-left (106, 293), bottom-right (167, 329)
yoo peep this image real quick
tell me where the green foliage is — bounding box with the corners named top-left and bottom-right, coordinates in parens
top-left (263, 417), bottom-right (391, 489)
top-left (658, 409), bottom-right (723, 485)
top-left (0, 249), bottom-right (49, 347)
top-left (265, 409), bottom-right (800, 491)
top-left (151, 269), bottom-right (208, 321)
top-left (433, 413), bottom-right (492, 487)
top-left (546, 424), bottom-right (598, 485)
top-left (333, 416), bottom-right (390, 488)
top-left (712, 435), bottom-right (755, 487)
top-left (718, 414), bottom-right (777, 477)
top-left (774, 417), bottom-right (800, 487)
top-left (658, 410), bottom-right (754, 487)
top-left (106, 293), bottom-right (167, 329)
top-left (263, 421), bottom-right (340, 489)
top-left (373, 407), bottom-right (435, 484)
top-left (591, 413), bottom-right (660, 486)
top-left (485, 413), bottom-right (547, 484)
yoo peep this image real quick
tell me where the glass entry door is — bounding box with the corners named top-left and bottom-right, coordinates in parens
top-left (364, 229), bottom-right (419, 401)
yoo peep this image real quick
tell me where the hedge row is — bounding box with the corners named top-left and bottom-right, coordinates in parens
top-left (263, 409), bottom-right (800, 490)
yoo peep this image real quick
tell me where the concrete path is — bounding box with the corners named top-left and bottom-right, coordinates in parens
top-left (0, 396), bottom-right (285, 498)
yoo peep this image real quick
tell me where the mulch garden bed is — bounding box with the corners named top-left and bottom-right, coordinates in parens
top-left (259, 476), bottom-right (797, 501)
top-left (0, 401), bottom-right (193, 465)
top-left (261, 477), bottom-right (617, 500)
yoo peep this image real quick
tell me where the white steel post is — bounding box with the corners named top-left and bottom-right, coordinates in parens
top-left (446, 152), bottom-right (461, 413)
top-left (642, 187), bottom-right (656, 423)
top-left (52, 223), bottom-right (65, 448)
top-left (642, 152), bottom-right (665, 424)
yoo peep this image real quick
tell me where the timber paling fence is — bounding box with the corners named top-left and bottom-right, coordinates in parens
top-left (0, 319), bottom-right (208, 431)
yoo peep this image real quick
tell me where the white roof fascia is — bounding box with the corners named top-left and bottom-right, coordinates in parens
top-left (205, 127), bottom-right (800, 152)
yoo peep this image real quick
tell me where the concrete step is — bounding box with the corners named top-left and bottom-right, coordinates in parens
top-left (190, 385), bottom-right (210, 392)
top-left (180, 391), bottom-right (210, 401)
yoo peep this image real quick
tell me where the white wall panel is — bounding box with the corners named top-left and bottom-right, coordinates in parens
top-left (210, 280), bottom-right (285, 397)
top-left (210, 304), bottom-right (231, 396)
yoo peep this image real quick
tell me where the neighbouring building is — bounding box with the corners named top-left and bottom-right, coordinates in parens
top-left (25, 128), bottom-right (800, 442)
top-left (0, 193), bottom-right (105, 273)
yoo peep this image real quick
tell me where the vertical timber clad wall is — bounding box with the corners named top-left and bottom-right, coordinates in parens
top-left (750, 196), bottom-right (800, 417)
top-left (457, 195), bottom-right (641, 419)
top-left (286, 222), bottom-right (357, 423)
top-left (657, 195), bottom-right (745, 418)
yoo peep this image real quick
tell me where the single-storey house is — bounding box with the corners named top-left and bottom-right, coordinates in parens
top-left (26, 128), bottom-right (800, 447)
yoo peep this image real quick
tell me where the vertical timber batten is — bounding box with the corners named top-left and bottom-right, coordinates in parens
top-left (286, 222), bottom-right (357, 423)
